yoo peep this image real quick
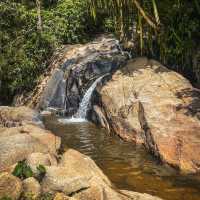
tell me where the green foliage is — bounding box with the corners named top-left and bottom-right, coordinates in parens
top-left (0, 197), bottom-right (12, 200)
top-left (21, 193), bottom-right (54, 200)
top-left (43, 0), bottom-right (91, 44)
top-left (37, 193), bottom-right (53, 200)
top-left (88, 0), bottom-right (200, 84)
top-left (12, 160), bottom-right (47, 183)
top-left (0, 0), bottom-right (95, 104)
top-left (36, 164), bottom-right (46, 182)
top-left (12, 160), bottom-right (33, 179)
top-left (0, 1), bottom-right (54, 103)
top-left (1, 0), bottom-right (199, 103)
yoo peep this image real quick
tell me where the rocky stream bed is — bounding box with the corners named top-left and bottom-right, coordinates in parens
top-left (1, 35), bottom-right (200, 200)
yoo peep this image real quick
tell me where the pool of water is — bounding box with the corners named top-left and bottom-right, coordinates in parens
top-left (43, 115), bottom-right (200, 200)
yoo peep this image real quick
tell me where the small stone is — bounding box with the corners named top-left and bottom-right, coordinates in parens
top-left (23, 177), bottom-right (41, 199)
top-left (0, 172), bottom-right (22, 200)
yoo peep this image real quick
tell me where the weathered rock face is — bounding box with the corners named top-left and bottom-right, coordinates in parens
top-left (92, 57), bottom-right (200, 174)
top-left (0, 106), bottom-right (61, 172)
top-left (14, 35), bottom-right (128, 115)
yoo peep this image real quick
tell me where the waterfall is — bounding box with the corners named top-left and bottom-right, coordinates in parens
top-left (58, 74), bottom-right (107, 123)
top-left (75, 74), bottom-right (107, 119)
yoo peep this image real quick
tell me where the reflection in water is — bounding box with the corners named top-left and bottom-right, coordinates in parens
top-left (44, 116), bottom-right (200, 200)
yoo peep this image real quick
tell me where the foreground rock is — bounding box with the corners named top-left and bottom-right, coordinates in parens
top-left (42, 149), bottom-right (162, 200)
top-left (0, 149), bottom-right (162, 200)
top-left (0, 106), bottom-right (162, 200)
top-left (92, 57), bottom-right (200, 174)
top-left (0, 106), bottom-right (60, 172)
top-left (22, 177), bottom-right (41, 199)
top-left (0, 173), bottom-right (22, 200)
top-left (14, 35), bottom-right (128, 115)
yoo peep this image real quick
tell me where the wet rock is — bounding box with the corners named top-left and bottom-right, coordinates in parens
top-left (23, 177), bottom-right (41, 199)
top-left (93, 57), bottom-right (200, 174)
top-left (39, 69), bottom-right (66, 110)
top-left (0, 173), bottom-right (22, 200)
top-left (14, 35), bottom-right (128, 113)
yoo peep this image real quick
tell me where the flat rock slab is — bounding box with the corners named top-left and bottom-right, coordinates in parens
top-left (94, 57), bottom-right (200, 174)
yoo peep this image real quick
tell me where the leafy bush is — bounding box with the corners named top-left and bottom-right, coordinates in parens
top-left (0, 0), bottom-right (95, 104)
top-left (0, 197), bottom-right (12, 200)
top-left (89, 0), bottom-right (200, 85)
top-left (43, 0), bottom-right (91, 44)
top-left (12, 160), bottom-right (33, 179)
top-left (36, 164), bottom-right (46, 182)
top-left (12, 160), bottom-right (47, 182)
top-left (0, 1), bottom-right (54, 103)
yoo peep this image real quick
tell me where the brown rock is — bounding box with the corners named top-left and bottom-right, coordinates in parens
top-left (94, 57), bottom-right (200, 173)
top-left (20, 124), bottom-right (61, 153)
top-left (58, 149), bottom-right (162, 200)
top-left (54, 193), bottom-right (77, 200)
top-left (0, 124), bottom-right (60, 171)
top-left (119, 190), bottom-right (163, 200)
top-left (0, 106), bottom-right (39, 127)
top-left (22, 177), bottom-right (41, 199)
top-left (41, 166), bottom-right (90, 195)
top-left (59, 149), bottom-right (111, 185)
top-left (26, 153), bottom-right (57, 174)
top-left (0, 173), bottom-right (22, 200)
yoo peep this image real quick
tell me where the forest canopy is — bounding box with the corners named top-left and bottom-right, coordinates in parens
top-left (0, 0), bottom-right (200, 103)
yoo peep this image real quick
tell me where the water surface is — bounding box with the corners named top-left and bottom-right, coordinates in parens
top-left (44, 115), bottom-right (200, 200)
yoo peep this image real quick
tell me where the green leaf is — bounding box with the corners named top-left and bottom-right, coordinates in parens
top-left (12, 161), bottom-right (23, 178)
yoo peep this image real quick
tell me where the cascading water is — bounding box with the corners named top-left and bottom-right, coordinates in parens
top-left (59, 74), bottom-right (108, 123)
top-left (75, 75), bottom-right (107, 119)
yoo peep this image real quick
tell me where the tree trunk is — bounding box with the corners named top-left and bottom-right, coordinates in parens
top-left (36, 0), bottom-right (42, 33)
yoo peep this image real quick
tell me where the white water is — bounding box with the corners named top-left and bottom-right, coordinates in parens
top-left (76, 75), bottom-right (107, 119)
top-left (58, 116), bottom-right (87, 123)
top-left (59, 74), bottom-right (108, 123)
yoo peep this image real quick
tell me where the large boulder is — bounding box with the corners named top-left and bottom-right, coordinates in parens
top-left (42, 166), bottom-right (90, 195)
top-left (0, 122), bottom-right (60, 172)
top-left (0, 173), bottom-right (22, 200)
top-left (14, 35), bottom-right (128, 114)
top-left (92, 57), bottom-right (200, 174)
